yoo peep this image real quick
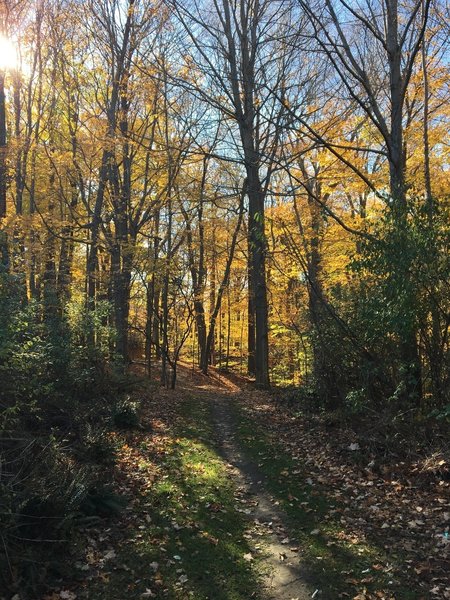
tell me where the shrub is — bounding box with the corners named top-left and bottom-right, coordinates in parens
top-left (0, 289), bottom-right (132, 596)
top-left (274, 383), bottom-right (320, 413)
top-left (112, 396), bottom-right (141, 429)
top-left (77, 425), bottom-right (118, 465)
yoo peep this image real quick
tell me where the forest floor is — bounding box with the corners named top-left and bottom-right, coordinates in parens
top-left (43, 366), bottom-right (449, 600)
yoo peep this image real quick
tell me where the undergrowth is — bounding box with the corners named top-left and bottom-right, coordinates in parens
top-left (0, 289), bottom-right (142, 598)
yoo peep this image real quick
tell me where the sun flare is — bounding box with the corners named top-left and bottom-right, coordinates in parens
top-left (0, 35), bottom-right (18, 71)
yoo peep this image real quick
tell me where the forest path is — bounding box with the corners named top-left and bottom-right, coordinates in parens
top-left (59, 366), bottom-right (318, 600)
top-left (181, 367), bottom-right (313, 600)
top-left (51, 365), bottom-right (447, 600)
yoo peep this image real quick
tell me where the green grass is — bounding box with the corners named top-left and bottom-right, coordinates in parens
top-left (232, 401), bottom-right (421, 600)
top-left (82, 395), bottom-right (264, 599)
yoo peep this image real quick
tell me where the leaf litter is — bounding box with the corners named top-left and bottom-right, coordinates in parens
top-left (42, 365), bottom-right (449, 600)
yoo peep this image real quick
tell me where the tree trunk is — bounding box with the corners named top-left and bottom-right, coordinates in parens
top-left (209, 230), bottom-right (217, 367)
top-left (0, 71), bottom-right (9, 272)
top-left (247, 169), bottom-right (270, 388)
top-left (247, 234), bottom-right (256, 376)
top-left (387, 3), bottom-right (422, 401)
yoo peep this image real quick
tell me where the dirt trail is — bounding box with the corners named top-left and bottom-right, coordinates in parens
top-left (185, 369), bottom-right (313, 600)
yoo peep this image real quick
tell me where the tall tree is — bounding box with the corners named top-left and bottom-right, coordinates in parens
top-left (295, 0), bottom-right (433, 400)
top-left (172, 0), bottom-right (301, 387)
